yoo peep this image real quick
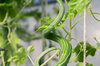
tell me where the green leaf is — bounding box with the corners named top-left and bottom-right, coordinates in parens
top-left (72, 41), bottom-right (96, 62)
top-left (36, 25), bottom-right (48, 32)
top-left (24, 0), bottom-right (32, 6)
top-left (0, 5), bottom-right (19, 21)
top-left (40, 16), bottom-right (54, 25)
top-left (8, 47), bottom-right (27, 65)
top-left (9, 32), bottom-right (20, 45)
top-left (8, 32), bottom-right (20, 55)
top-left (96, 43), bottom-right (100, 49)
top-left (21, 9), bottom-right (41, 21)
top-left (16, 27), bottom-right (40, 42)
top-left (54, 23), bottom-right (65, 29)
top-left (75, 62), bottom-right (93, 66)
top-left (68, 0), bottom-right (91, 17)
top-left (61, 12), bottom-right (68, 22)
top-left (27, 45), bottom-right (34, 54)
top-left (93, 37), bottom-right (100, 49)
top-left (0, 30), bottom-right (4, 47)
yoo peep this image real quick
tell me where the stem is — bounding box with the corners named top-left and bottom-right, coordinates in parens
top-left (9, 6), bottom-right (25, 23)
top-left (44, 0), bottom-right (48, 16)
top-left (83, 8), bottom-right (87, 66)
top-left (0, 11), bottom-right (8, 25)
top-left (40, 35), bottom-right (46, 65)
top-left (68, 15), bottom-right (72, 41)
top-left (66, 0), bottom-right (71, 41)
top-left (63, 27), bottom-right (69, 34)
top-left (1, 51), bottom-right (5, 66)
top-left (28, 55), bottom-right (34, 66)
top-left (90, 9), bottom-right (100, 21)
top-left (62, 27), bottom-right (69, 38)
top-left (41, 49), bottom-right (60, 66)
top-left (71, 12), bottom-right (100, 29)
top-left (71, 16), bottom-right (84, 29)
top-left (41, 0), bottom-right (45, 17)
top-left (65, 0), bottom-right (69, 11)
top-left (2, 26), bottom-right (10, 66)
top-left (40, 0), bottom-right (46, 64)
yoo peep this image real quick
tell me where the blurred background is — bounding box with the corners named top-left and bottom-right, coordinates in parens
top-left (0, 0), bottom-right (100, 66)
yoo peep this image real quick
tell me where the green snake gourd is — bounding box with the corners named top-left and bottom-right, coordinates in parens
top-left (42, 0), bottom-right (65, 34)
top-left (34, 47), bottom-right (57, 66)
top-left (45, 33), bottom-right (72, 66)
top-left (34, 33), bottom-right (72, 66)
top-left (34, 0), bottom-right (72, 66)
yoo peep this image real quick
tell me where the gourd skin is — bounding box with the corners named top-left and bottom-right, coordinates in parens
top-left (45, 33), bottom-right (72, 66)
top-left (34, 33), bottom-right (72, 66)
top-left (34, 47), bottom-right (57, 66)
top-left (42, 0), bottom-right (65, 34)
top-left (34, 0), bottom-right (72, 66)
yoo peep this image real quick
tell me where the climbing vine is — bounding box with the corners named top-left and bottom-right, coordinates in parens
top-left (0, 0), bottom-right (100, 66)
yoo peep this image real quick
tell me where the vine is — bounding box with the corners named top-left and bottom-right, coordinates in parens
top-left (0, 0), bottom-right (100, 66)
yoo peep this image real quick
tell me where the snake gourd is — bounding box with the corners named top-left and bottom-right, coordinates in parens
top-left (34, 33), bottom-right (72, 66)
top-left (34, 47), bottom-right (57, 66)
top-left (34, 0), bottom-right (72, 66)
top-left (42, 0), bottom-right (65, 34)
top-left (45, 33), bottom-right (72, 66)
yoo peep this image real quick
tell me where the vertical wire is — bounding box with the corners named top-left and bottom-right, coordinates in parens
top-left (41, 0), bottom-right (45, 17)
top-left (45, 0), bottom-right (48, 16)
top-left (44, 0), bottom-right (49, 65)
top-left (84, 2), bottom-right (87, 66)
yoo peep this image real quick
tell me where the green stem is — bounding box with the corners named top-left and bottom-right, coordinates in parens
top-left (8, 6), bottom-right (25, 23)
top-left (0, 11), bottom-right (8, 25)
top-left (65, 0), bottom-right (69, 11)
top-left (65, 0), bottom-right (71, 41)
top-left (1, 52), bottom-right (5, 66)
top-left (62, 27), bottom-right (69, 38)
top-left (28, 55), bottom-right (34, 66)
top-left (63, 27), bottom-right (69, 34)
top-left (41, 0), bottom-right (45, 17)
top-left (2, 25), bottom-right (10, 66)
top-left (34, 47), bottom-right (57, 66)
top-left (40, 35), bottom-right (46, 65)
top-left (90, 9), bottom-right (100, 21)
top-left (71, 12), bottom-right (100, 29)
top-left (68, 16), bottom-right (72, 41)
top-left (71, 15), bottom-right (84, 29)
top-left (41, 49), bottom-right (60, 66)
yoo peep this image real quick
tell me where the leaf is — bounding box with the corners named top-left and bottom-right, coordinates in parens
top-left (40, 16), bottom-right (54, 25)
top-left (38, 16), bottom-right (64, 31)
top-left (96, 43), bottom-right (100, 49)
top-left (21, 9), bottom-right (41, 21)
top-left (0, 3), bottom-right (12, 7)
top-left (75, 62), bottom-right (93, 66)
top-left (36, 25), bottom-right (48, 32)
top-left (0, 30), bottom-right (4, 47)
top-left (54, 23), bottom-right (65, 29)
top-left (61, 12), bottom-right (68, 22)
top-left (27, 45), bottom-right (34, 54)
top-left (24, 0), bottom-right (32, 6)
top-left (8, 45), bottom-right (35, 65)
top-left (16, 27), bottom-right (40, 42)
top-left (72, 41), bottom-right (96, 62)
top-left (8, 47), bottom-right (27, 65)
top-left (0, 4), bottom-right (19, 21)
top-left (7, 32), bottom-right (20, 56)
top-left (9, 32), bottom-right (20, 45)
top-left (93, 37), bottom-right (100, 49)
top-left (68, 0), bottom-right (91, 17)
